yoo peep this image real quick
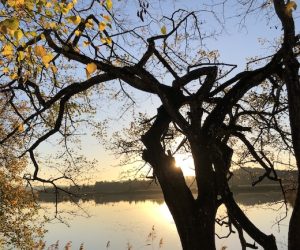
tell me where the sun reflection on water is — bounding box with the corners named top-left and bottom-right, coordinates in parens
top-left (158, 202), bottom-right (175, 224)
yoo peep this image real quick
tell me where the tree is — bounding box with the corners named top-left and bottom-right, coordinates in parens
top-left (273, 1), bottom-right (300, 250)
top-left (0, 0), bottom-right (298, 249)
top-left (0, 94), bottom-right (45, 249)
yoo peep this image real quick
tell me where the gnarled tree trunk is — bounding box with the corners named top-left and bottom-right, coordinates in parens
top-left (141, 107), bottom-right (218, 250)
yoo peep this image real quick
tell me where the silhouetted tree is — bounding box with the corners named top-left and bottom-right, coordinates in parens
top-left (0, 0), bottom-right (298, 249)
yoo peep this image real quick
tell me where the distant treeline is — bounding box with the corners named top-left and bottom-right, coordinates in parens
top-left (229, 168), bottom-right (297, 186)
top-left (38, 190), bottom-right (296, 207)
top-left (40, 168), bottom-right (297, 196)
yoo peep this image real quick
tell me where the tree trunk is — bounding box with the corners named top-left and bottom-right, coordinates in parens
top-left (141, 106), bottom-right (218, 250)
top-left (273, 2), bottom-right (300, 249)
top-left (179, 211), bottom-right (216, 250)
top-left (164, 187), bottom-right (217, 250)
top-left (149, 154), bottom-right (217, 250)
top-left (289, 176), bottom-right (300, 250)
top-left (143, 144), bottom-right (217, 250)
top-left (285, 57), bottom-right (300, 250)
top-left (286, 66), bottom-right (300, 250)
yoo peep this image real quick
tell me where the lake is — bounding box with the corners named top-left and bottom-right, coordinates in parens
top-left (41, 192), bottom-right (292, 249)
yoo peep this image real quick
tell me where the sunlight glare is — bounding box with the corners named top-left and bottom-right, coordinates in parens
top-left (159, 203), bottom-right (174, 224)
top-left (174, 155), bottom-right (195, 176)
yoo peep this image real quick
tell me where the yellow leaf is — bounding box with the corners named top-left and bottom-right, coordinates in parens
top-left (106, 0), bottom-right (113, 10)
top-left (83, 40), bottom-right (90, 47)
top-left (26, 46), bottom-right (32, 54)
top-left (7, 0), bottom-right (15, 7)
top-left (10, 73), bottom-right (18, 80)
top-left (45, 2), bottom-right (52, 8)
top-left (34, 45), bottom-right (47, 57)
top-left (14, 29), bottom-right (23, 41)
top-left (75, 30), bottom-right (81, 36)
top-left (101, 37), bottom-right (112, 45)
top-left (25, 1), bottom-right (34, 11)
top-left (67, 15), bottom-right (81, 25)
top-left (285, 1), bottom-right (297, 16)
top-left (99, 21), bottom-right (106, 31)
top-left (42, 54), bottom-right (54, 68)
top-left (102, 15), bottom-right (111, 22)
top-left (67, 2), bottom-right (74, 9)
top-left (62, 27), bottom-right (68, 34)
top-left (62, 2), bottom-right (74, 15)
top-left (45, 9), bottom-right (53, 17)
top-left (85, 23), bottom-right (93, 29)
top-left (106, 37), bottom-right (112, 45)
top-left (161, 25), bottom-right (167, 35)
top-left (8, 0), bottom-right (24, 8)
top-left (18, 51), bottom-right (25, 61)
top-left (17, 123), bottom-right (24, 132)
top-left (0, 18), bottom-right (19, 35)
top-left (48, 22), bottom-right (57, 29)
top-left (2, 67), bottom-right (9, 74)
top-left (16, 123), bottom-right (25, 134)
top-left (7, 18), bottom-right (19, 31)
top-left (2, 44), bottom-right (14, 57)
top-left (86, 62), bottom-right (97, 78)
top-left (27, 31), bottom-right (37, 37)
top-left (0, 22), bottom-right (7, 34)
top-left (7, 29), bottom-right (15, 38)
top-left (85, 19), bottom-right (94, 29)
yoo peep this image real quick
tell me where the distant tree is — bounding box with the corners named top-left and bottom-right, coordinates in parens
top-left (0, 0), bottom-right (298, 249)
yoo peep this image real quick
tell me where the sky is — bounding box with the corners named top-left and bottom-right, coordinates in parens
top-left (34, 0), bottom-right (299, 183)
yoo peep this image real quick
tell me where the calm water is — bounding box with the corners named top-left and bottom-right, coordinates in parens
top-left (41, 192), bottom-right (292, 249)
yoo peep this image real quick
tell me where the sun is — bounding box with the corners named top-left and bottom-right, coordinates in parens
top-left (174, 154), bottom-right (195, 176)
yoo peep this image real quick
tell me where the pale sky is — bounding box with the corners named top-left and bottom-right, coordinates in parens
top-left (33, 0), bottom-right (299, 184)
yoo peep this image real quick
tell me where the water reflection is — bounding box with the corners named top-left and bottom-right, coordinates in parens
top-left (42, 200), bottom-right (181, 249)
top-left (40, 191), bottom-right (294, 250)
